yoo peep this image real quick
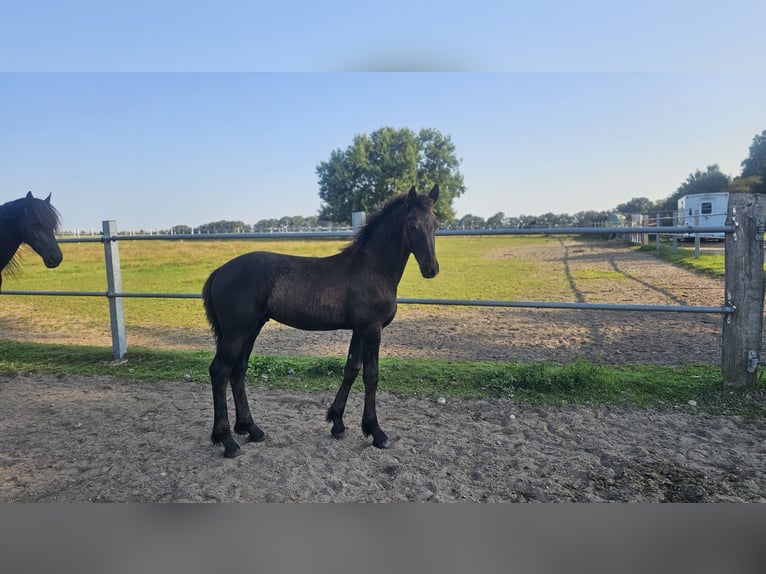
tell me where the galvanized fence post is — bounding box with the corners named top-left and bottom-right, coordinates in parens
top-left (694, 209), bottom-right (701, 259)
top-left (721, 193), bottom-right (765, 387)
top-left (352, 211), bottom-right (367, 230)
top-left (655, 213), bottom-right (660, 251)
top-left (672, 210), bottom-right (678, 253)
top-left (102, 220), bottom-right (127, 360)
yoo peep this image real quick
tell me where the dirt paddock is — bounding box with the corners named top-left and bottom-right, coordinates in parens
top-left (1, 239), bottom-right (764, 502)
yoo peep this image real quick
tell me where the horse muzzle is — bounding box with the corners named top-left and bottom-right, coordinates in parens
top-left (419, 261), bottom-right (439, 279)
top-left (44, 252), bottom-right (63, 268)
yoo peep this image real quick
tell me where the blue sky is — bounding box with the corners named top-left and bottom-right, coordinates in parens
top-left (1, 3), bottom-right (765, 231)
top-left (2, 1), bottom-right (764, 72)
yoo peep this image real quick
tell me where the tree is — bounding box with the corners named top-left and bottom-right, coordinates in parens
top-left (728, 175), bottom-right (762, 194)
top-left (195, 220), bottom-right (249, 234)
top-left (616, 197), bottom-right (655, 214)
top-left (486, 212), bottom-right (506, 228)
top-left (677, 165), bottom-right (730, 197)
top-left (316, 127), bottom-right (465, 224)
top-left (415, 128), bottom-right (465, 221)
top-left (740, 129), bottom-right (766, 194)
top-left (655, 165), bottom-right (731, 213)
top-left (458, 214), bottom-right (486, 229)
top-left (253, 218), bottom-right (279, 232)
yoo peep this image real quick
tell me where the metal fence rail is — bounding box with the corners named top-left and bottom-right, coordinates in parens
top-left (55, 224), bottom-right (733, 243)
top-left (1, 290), bottom-right (736, 314)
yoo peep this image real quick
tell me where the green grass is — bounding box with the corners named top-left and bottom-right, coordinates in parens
top-left (1, 341), bottom-right (763, 419)
top-left (640, 243), bottom-right (726, 278)
top-left (1, 235), bottom-right (573, 334)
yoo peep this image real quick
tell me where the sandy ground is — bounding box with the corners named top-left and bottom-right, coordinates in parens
top-left (1, 238), bottom-right (764, 502)
top-left (1, 371), bottom-right (764, 502)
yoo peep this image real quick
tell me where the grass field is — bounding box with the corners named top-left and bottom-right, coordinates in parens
top-left (1, 235), bottom-right (572, 333)
top-left (642, 242), bottom-right (726, 277)
top-left (0, 234), bottom-right (731, 339)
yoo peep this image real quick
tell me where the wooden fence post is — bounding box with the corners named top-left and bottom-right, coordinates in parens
top-left (722, 193), bottom-right (765, 387)
top-left (103, 220), bottom-right (127, 361)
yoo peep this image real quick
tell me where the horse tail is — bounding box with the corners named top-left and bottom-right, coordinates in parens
top-left (202, 268), bottom-right (222, 344)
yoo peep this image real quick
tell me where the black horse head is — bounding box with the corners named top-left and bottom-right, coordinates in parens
top-left (19, 191), bottom-right (63, 269)
top-left (403, 184), bottom-right (440, 278)
top-left (0, 192), bottom-right (63, 286)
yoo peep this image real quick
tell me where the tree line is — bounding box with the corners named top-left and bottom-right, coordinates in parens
top-left (614, 130), bottom-right (766, 220)
top-left (174, 128), bottom-right (766, 234)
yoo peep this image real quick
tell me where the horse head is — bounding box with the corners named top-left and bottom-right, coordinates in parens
top-left (20, 191), bottom-right (63, 269)
top-left (403, 184), bottom-right (440, 279)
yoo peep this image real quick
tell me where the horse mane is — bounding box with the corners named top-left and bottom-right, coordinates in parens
top-left (0, 252), bottom-right (22, 280)
top-left (0, 194), bottom-right (61, 278)
top-left (28, 196), bottom-right (62, 233)
top-left (341, 194), bottom-right (405, 256)
top-left (340, 190), bottom-right (439, 256)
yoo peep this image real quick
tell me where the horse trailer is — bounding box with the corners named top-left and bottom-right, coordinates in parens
top-left (677, 192), bottom-right (729, 240)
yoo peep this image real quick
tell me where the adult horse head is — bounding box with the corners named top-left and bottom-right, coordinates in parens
top-left (0, 192), bottom-right (63, 289)
top-left (203, 184), bottom-right (440, 457)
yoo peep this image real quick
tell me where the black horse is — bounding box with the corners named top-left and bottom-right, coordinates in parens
top-left (203, 185), bottom-right (440, 457)
top-left (0, 192), bottom-right (63, 291)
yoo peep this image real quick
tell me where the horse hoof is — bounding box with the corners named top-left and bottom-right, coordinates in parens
top-left (330, 421), bottom-right (346, 439)
top-left (331, 429), bottom-right (346, 439)
top-left (223, 445), bottom-right (242, 458)
top-left (249, 427), bottom-right (266, 443)
top-left (222, 437), bottom-right (242, 458)
top-left (373, 438), bottom-right (390, 449)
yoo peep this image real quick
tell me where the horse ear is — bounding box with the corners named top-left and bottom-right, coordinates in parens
top-left (405, 186), bottom-right (417, 208)
top-left (45, 193), bottom-right (52, 204)
top-left (429, 185), bottom-right (440, 202)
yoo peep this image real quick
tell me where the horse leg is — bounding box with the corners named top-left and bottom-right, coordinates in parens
top-left (208, 343), bottom-right (243, 458)
top-left (360, 327), bottom-right (389, 449)
top-left (231, 321), bottom-right (267, 443)
top-left (326, 331), bottom-right (362, 438)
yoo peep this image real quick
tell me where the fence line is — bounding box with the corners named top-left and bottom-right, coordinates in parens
top-left (55, 224), bottom-right (732, 243)
top-left (2, 194), bottom-right (763, 387)
top-left (4, 225), bottom-right (736, 314)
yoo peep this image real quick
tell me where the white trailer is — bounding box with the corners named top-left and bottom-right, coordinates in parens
top-left (677, 192), bottom-right (729, 239)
